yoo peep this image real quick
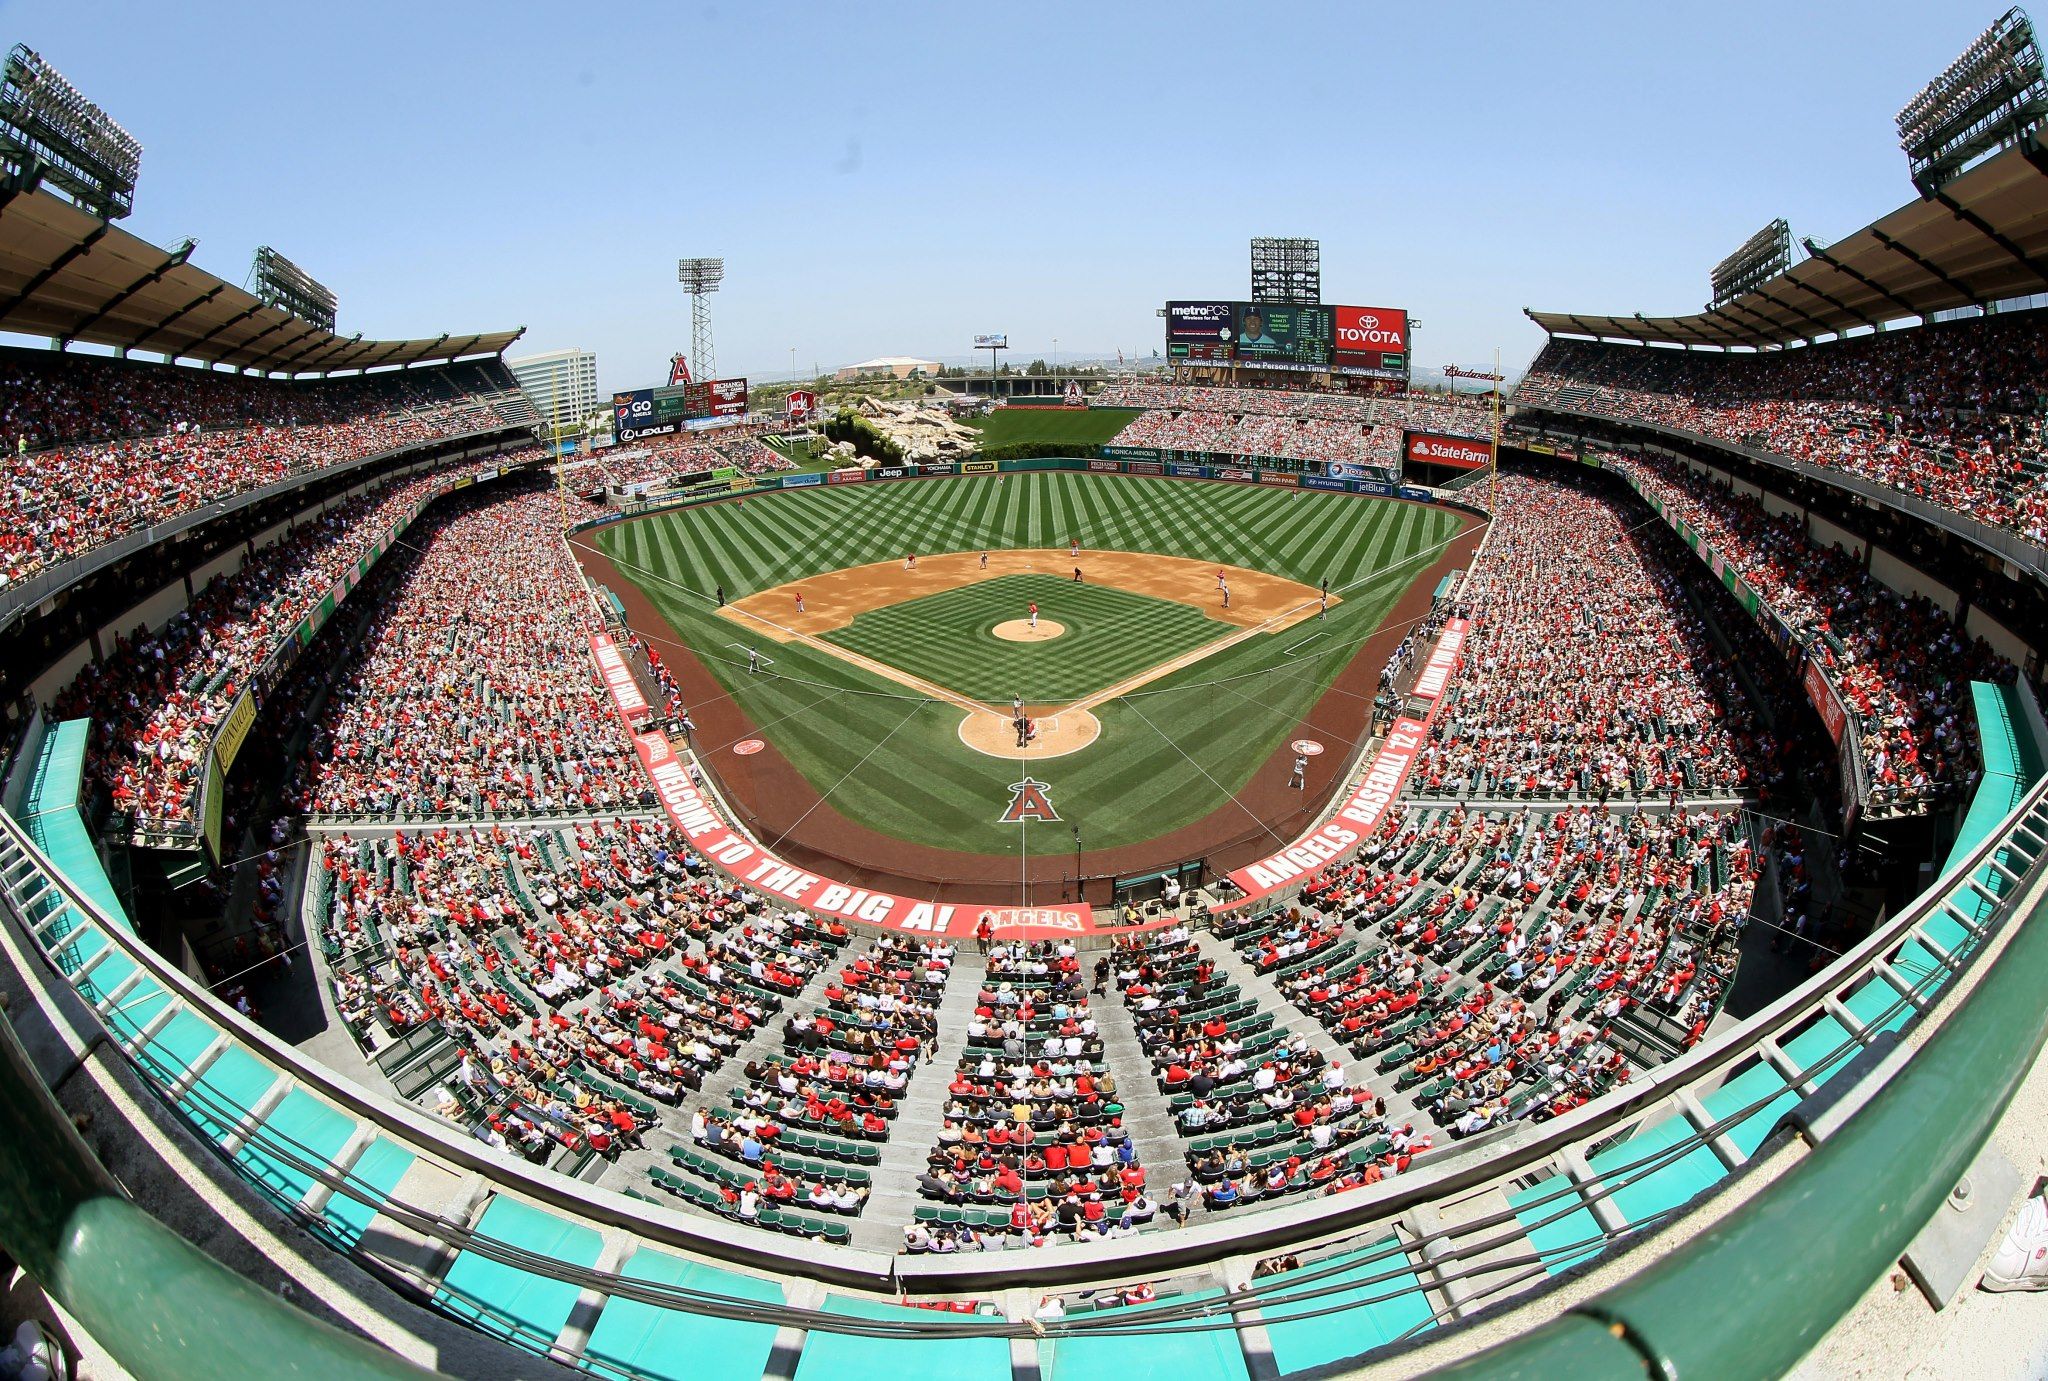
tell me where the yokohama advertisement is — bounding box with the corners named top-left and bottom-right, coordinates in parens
top-left (590, 633), bottom-right (652, 721)
top-left (1332, 305), bottom-right (1409, 368)
top-left (1223, 713), bottom-right (1433, 905)
top-left (630, 728), bottom-right (1111, 938)
top-left (1405, 431), bottom-right (1494, 472)
top-left (707, 378), bottom-right (749, 416)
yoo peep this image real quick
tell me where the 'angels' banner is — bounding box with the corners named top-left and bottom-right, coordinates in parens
top-left (1410, 618), bottom-right (1470, 701)
top-left (631, 728), bottom-right (1114, 938)
top-left (1222, 714), bottom-right (1433, 905)
top-left (590, 633), bottom-right (652, 722)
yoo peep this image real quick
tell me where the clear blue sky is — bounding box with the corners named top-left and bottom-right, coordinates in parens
top-left (0, 1), bottom-right (1999, 391)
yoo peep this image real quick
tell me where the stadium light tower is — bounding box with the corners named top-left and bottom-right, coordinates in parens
top-left (0, 45), bottom-right (144, 222)
top-left (677, 257), bottom-right (723, 383)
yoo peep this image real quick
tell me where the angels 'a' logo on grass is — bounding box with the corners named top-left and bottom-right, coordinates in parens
top-left (999, 777), bottom-right (1061, 824)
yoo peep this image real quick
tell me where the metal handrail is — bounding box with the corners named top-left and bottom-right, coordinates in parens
top-left (2, 766), bottom-right (2041, 1304)
top-left (1444, 851), bottom-right (2048, 1379)
top-left (0, 993), bottom-right (435, 1378)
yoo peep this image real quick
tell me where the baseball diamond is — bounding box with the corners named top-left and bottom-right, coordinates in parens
top-left (579, 470), bottom-right (1470, 874)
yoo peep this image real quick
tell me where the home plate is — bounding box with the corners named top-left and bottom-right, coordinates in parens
top-left (958, 709), bottom-right (1100, 759)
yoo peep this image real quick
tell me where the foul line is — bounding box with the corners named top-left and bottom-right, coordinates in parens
top-left (1119, 694), bottom-right (1295, 853)
top-left (758, 694), bottom-right (935, 857)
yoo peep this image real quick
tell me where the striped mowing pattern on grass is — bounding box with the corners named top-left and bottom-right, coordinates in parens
top-left (591, 473), bottom-right (1462, 855)
top-left (965, 407), bottom-right (1142, 449)
top-left (822, 574), bottom-right (1231, 705)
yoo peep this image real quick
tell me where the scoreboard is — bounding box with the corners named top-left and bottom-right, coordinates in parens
top-left (1232, 302), bottom-right (1333, 372)
top-left (613, 378), bottom-right (748, 441)
top-left (1164, 300), bottom-right (1402, 376)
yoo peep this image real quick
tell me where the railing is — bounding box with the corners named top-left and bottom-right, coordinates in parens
top-left (1, 763), bottom-right (2043, 1374)
top-left (1450, 832), bottom-right (2048, 1378)
top-left (0, 992), bottom-right (436, 1379)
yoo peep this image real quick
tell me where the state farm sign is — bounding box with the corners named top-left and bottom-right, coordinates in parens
top-left (1405, 431), bottom-right (1493, 471)
top-left (1333, 306), bottom-right (1408, 361)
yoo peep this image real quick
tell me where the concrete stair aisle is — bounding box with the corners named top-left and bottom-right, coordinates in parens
top-left (1088, 979), bottom-right (1200, 1199)
top-left (850, 945), bottom-right (988, 1252)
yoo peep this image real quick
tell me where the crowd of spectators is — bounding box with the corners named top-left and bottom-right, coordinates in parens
top-left (0, 351), bottom-right (534, 590)
top-left (1513, 318), bottom-right (2048, 545)
top-left (1417, 473), bottom-right (1779, 799)
top-left (55, 467), bottom-right (476, 833)
top-left (315, 818), bottom-right (856, 1169)
top-left (578, 426), bottom-right (792, 495)
top-left (1100, 382), bottom-right (1489, 470)
top-left (1234, 794), bottom-right (1761, 1146)
top-left (1605, 451), bottom-right (2010, 813)
top-left (1109, 409), bottom-right (1394, 467)
top-left (288, 489), bottom-right (649, 819)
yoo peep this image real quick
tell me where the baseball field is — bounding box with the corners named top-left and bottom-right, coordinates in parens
top-left (579, 471), bottom-right (1469, 878)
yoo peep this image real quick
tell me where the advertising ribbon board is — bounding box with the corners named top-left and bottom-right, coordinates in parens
top-left (1223, 714), bottom-right (1434, 905)
top-left (631, 728), bottom-right (1112, 938)
top-left (591, 634), bottom-right (653, 722)
top-left (1409, 618), bottom-right (1470, 701)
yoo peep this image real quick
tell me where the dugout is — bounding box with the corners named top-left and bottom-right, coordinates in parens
top-left (1109, 858), bottom-right (1204, 908)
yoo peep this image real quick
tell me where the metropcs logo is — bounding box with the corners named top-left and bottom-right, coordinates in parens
top-left (999, 778), bottom-right (1061, 824)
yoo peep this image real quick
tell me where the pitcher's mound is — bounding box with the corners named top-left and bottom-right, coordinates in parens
top-left (958, 709), bottom-right (1100, 759)
top-left (991, 618), bottom-right (1065, 642)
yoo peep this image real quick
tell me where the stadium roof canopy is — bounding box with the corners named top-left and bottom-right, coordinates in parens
top-left (0, 184), bottom-right (522, 374)
top-left (1526, 137), bottom-right (2048, 348)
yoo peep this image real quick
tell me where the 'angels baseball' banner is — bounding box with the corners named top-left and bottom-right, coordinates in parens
top-left (1223, 713), bottom-right (1434, 904)
top-left (629, 728), bottom-right (1120, 938)
top-left (590, 633), bottom-right (652, 722)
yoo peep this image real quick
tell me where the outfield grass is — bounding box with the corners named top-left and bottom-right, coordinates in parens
top-left (594, 472), bottom-right (1459, 855)
top-left (966, 407), bottom-right (1139, 449)
top-left (823, 573), bottom-right (1231, 705)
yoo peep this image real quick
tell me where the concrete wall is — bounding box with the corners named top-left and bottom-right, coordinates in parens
top-left (1808, 513), bottom-right (1867, 561)
top-left (1966, 604), bottom-right (2039, 671)
top-left (1870, 545), bottom-right (1959, 614)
